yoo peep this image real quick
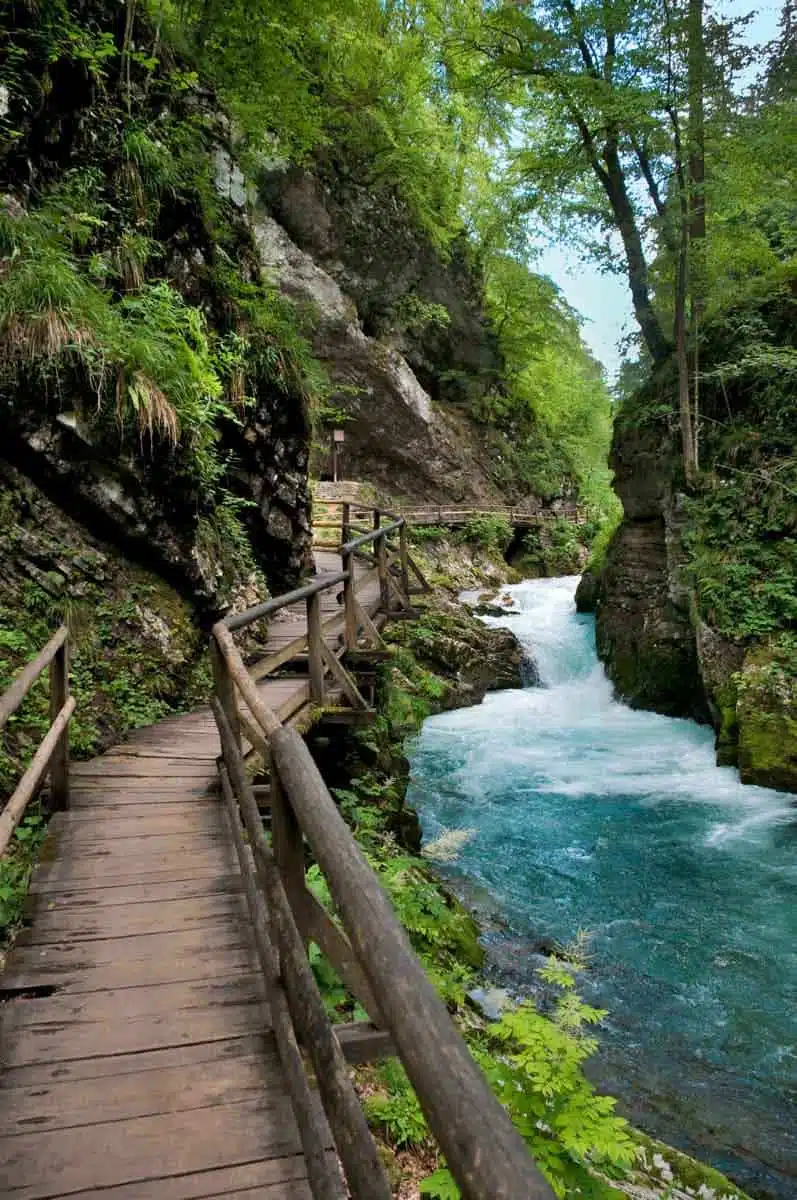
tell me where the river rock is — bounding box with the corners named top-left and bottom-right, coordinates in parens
top-left (386, 597), bottom-right (526, 705)
top-left (575, 570), bottom-right (599, 613)
top-left (466, 986), bottom-right (511, 1022)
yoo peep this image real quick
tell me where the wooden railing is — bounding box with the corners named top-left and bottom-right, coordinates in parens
top-left (0, 625), bottom-right (74, 854)
top-left (315, 501), bottom-right (431, 607)
top-left (393, 503), bottom-right (588, 527)
top-left (210, 506), bottom-right (553, 1200)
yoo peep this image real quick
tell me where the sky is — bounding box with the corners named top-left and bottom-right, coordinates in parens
top-left (536, 1), bottom-right (783, 381)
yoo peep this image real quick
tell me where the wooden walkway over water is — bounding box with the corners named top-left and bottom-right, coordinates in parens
top-left (0, 503), bottom-right (553, 1200)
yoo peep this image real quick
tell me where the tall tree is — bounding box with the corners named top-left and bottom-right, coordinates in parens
top-left (464, 0), bottom-right (738, 477)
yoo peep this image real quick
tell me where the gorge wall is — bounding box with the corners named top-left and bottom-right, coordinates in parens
top-left (593, 329), bottom-right (797, 793)
top-left (251, 162), bottom-right (515, 505)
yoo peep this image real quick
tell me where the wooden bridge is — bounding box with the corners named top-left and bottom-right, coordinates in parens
top-left (388, 502), bottom-right (587, 529)
top-left (0, 503), bottom-right (553, 1199)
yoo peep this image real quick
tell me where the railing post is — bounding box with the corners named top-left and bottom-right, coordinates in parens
top-left (373, 509), bottom-right (381, 532)
top-left (342, 551), bottom-right (358, 651)
top-left (306, 590), bottom-right (325, 703)
top-left (210, 637), bottom-right (241, 752)
top-left (399, 521), bottom-right (410, 601)
top-left (270, 762), bottom-right (307, 937)
top-left (376, 531), bottom-right (390, 613)
top-left (341, 501), bottom-right (351, 546)
top-left (49, 634), bottom-right (69, 811)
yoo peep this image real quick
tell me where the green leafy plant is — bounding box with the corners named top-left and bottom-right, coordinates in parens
top-left (0, 808), bottom-right (47, 937)
top-left (421, 949), bottom-right (636, 1200)
top-left (363, 1059), bottom-right (430, 1148)
top-left (456, 515), bottom-right (513, 554)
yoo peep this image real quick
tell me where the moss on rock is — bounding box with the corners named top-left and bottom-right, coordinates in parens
top-left (385, 596), bottom-right (525, 708)
top-left (736, 637), bottom-right (797, 791)
top-left (0, 464), bottom-right (209, 803)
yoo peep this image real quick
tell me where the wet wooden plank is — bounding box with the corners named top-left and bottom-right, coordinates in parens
top-left (26, 872), bottom-right (242, 910)
top-left (29, 842), bottom-right (234, 889)
top-left (1, 942), bottom-right (258, 996)
top-left (46, 823), bottom-right (230, 854)
top-left (71, 760), bottom-right (219, 778)
top-left (30, 851), bottom-right (235, 889)
top-left (29, 861), bottom-right (238, 896)
top-left (68, 787), bottom-right (219, 807)
top-left (6, 923), bottom-right (255, 977)
top-left (45, 808), bottom-right (227, 838)
top-left (3, 973), bottom-right (265, 1027)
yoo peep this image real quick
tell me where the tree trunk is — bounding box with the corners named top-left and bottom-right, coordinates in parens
top-left (688, 0), bottom-right (706, 471)
top-left (602, 140), bottom-right (672, 366)
top-left (675, 221), bottom-right (696, 485)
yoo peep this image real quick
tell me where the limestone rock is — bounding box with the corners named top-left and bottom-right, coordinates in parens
top-left (251, 198), bottom-right (509, 504)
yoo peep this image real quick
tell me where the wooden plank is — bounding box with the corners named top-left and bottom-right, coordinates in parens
top-left (39, 828), bottom-right (233, 858)
top-left (68, 787), bottom-right (218, 806)
top-left (46, 821), bottom-right (229, 852)
top-left (54, 1156), bottom-right (313, 1200)
top-left (70, 760), bottom-right (218, 778)
top-left (107, 746), bottom-right (219, 759)
top-left (336, 1022), bottom-right (396, 1065)
top-left (6, 923), bottom-right (255, 977)
top-left (0, 1096), bottom-right (305, 1199)
top-left (1, 995), bottom-right (270, 1068)
top-left (3, 973), bottom-right (264, 1027)
top-left (26, 872), bottom-right (242, 911)
top-left (19, 892), bottom-right (248, 942)
top-left (1, 1050), bottom-right (280, 1135)
top-left (45, 808), bottom-right (227, 838)
top-left (2, 943), bottom-right (258, 996)
top-left (0, 1035), bottom-right (270, 1090)
top-left (29, 851), bottom-right (235, 889)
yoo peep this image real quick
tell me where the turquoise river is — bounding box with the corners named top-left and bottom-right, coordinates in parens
top-left (406, 576), bottom-right (796, 1200)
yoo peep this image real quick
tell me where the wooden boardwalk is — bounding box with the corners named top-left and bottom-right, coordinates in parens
top-left (0, 512), bottom-right (552, 1200)
top-left (0, 551), bottom-right (379, 1199)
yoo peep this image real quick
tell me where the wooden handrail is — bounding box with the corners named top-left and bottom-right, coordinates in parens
top-left (315, 498), bottom-right (589, 528)
top-left (270, 728), bottom-right (552, 1200)
top-left (341, 517), bottom-right (403, 555)
top-left (210, 529), bottom-right (554, 1198)
top-left (213, 700), bottom-right (392, 1199)
top-left (0, 625), bottom-right (72, 855)
top-left (0, 625), bottom-right (67, 731)
top-left (224, 570), bottom-right (350, 632)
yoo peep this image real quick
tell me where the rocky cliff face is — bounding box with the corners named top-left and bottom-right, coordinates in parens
top-left (594, 368), bottom-right (797, 792)
top-left (0, 461), bottom-right (210, 798)
top-left (259, 164), bottom-right (502, 407)
top-left (593, 421), bottom-right (710, 722)
top-left (1, 3), bottom-right (314, 609)
top-left (253, 166), bottom-right (513, 504)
